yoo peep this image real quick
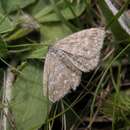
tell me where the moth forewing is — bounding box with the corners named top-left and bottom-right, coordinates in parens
top-left (54, 28), bottom-right (105, 58)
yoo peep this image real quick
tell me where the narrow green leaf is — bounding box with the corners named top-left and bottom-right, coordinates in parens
top-left (27, 46), bottom-right (49, 59)
top-left (0, 40), bottom-right (8, 58)
top-left (35, 1), bottom-right (86, 23)
top-left (27, 0), bottom-right (50, 15)
top-left (98, 0), bottom-right (130, 40)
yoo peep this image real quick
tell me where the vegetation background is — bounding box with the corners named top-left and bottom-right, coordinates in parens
top-left (0, 0), bottom-right (130, 130)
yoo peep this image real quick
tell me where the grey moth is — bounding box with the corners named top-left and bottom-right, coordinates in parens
top-left (43, 28), bottom-right (105, 102)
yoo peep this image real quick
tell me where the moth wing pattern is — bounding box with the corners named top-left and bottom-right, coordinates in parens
top-left (43, 49), bottom-right (82, 102)
top-left (60, 52), bottom-right (100, 72)
top-left (54, 28), bottom-right (105, 72)
top-left (52, 48), bottom-right (100, 72)
top-left (54, 28), bottom-right (105, 59)
top-left (43, 28), bottom-right (105, 102)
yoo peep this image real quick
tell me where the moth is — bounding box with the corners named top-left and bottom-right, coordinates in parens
top-left (43, 28), bottom-right (105, 102)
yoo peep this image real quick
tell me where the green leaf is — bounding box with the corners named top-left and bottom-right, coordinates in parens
top-left (0, 13), bottom-right (14, 33)
top-left (0, 1), bottom-right (4, 14)
top-left (34, 1), bottom-right (86, 23)
top-left (10, 61), bottom-right (50, 130)
top-left (1, 0), bottom-right (36, 13)
top-left (27, 0), bottom-right (50, 15)
top-left (40, 22), bottom-right (72, 41)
